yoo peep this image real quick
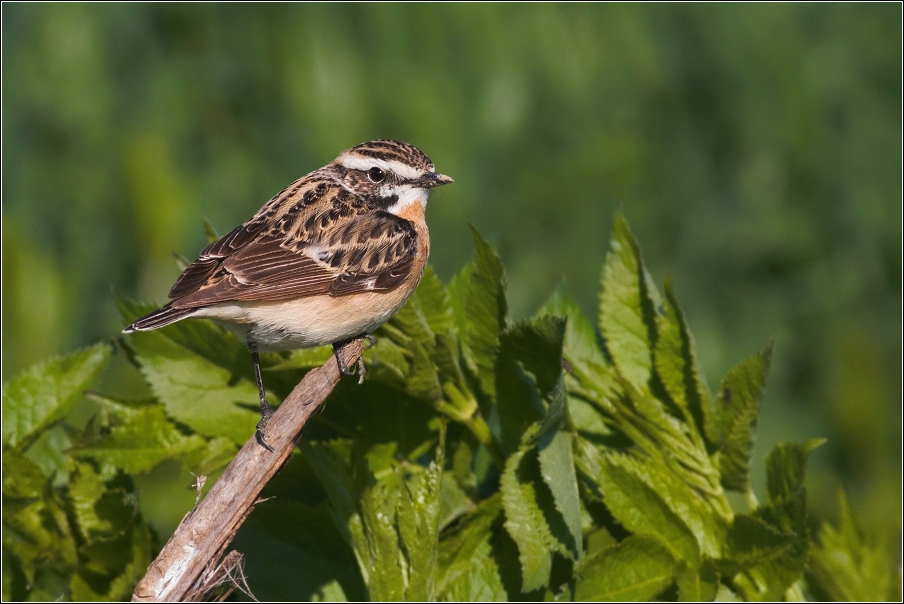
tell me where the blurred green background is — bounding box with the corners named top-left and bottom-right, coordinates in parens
top-left (3, 3), bottom-right (900, 539)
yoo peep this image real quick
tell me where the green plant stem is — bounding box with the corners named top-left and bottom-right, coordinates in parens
top-left (466, 413), bottom-right (507, 470)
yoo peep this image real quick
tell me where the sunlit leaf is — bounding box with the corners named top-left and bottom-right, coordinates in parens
top-left (715, 345), bottom-right (772, 492)
top-left (2, 342), bottom-right (111, 448)
top-left (575, 535), bottom-right (675, 602)
top-left (654, 279), bottom-right (716, 444)
top-left (456, 226), bottom-right (507, 401)
top-left (118, 297), bottom-right (266, 444)
top-left (72, 405), bottom-right (208, 474)
top-left (501, 446), bottom-right (555, 592)
top-left (436, 496), bottom-right (506, 601)
top-left (598, 213), bottom-right (661, 391)
top-left (676, 559), bottom-right (719, 602)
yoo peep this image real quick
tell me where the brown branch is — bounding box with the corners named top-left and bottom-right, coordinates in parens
top-left (131, 339), bottom-right (364, 602)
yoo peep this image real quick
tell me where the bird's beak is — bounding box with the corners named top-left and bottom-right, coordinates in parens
top-left (415, 172), bottom-right (454, 188)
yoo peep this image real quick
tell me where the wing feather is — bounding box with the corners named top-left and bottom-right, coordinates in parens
top-left (169, 184), bottom-right (417, 308)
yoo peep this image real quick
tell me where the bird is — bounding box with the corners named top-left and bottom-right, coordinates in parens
top-left (123, 140), bottom-right (453, 450)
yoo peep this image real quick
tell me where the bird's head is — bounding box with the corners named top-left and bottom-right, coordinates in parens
top-left (332, 140), bottom-right (453, 216)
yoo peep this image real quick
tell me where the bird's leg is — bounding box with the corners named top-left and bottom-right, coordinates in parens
top-left (249, 343), bottom-right (274, 452)
top-left (333, 333), bottom-right (375, 385)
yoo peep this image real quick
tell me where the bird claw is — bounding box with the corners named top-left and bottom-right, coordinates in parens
top-left (333, 334), bottom-right (371, 383)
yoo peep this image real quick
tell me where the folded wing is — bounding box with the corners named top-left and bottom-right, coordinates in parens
top-left (168, 192), bottom-right (417, 309)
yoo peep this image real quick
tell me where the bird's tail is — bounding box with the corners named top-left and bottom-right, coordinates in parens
top-left (122, 303), bottom-right (197, 333)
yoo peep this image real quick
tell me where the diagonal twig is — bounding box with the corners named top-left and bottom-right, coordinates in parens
top-left (131, 339), bottom-right (364, 602)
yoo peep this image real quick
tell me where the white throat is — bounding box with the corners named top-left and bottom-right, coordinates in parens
top-left (385, 186), bottom-right (429, 216)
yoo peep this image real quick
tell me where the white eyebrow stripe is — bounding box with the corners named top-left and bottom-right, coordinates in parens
top-left (335, 154), bottom-right (424, 180)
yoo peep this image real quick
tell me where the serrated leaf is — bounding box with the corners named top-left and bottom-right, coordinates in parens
top-left (436, 495), bottom-right (507, 601)
top-left (118, 297), bottom-right (265, 443)
top-left (731, 444), bottom-right (813, 602)
top-left (722, 513), bottom-right (794, 571)
top-left (654, 279), bottom-right (717, 445)
top-left (70, 519), bottom-right (154, 602)
top-left (72, 406), bottom-right (208, 474)
top-left (354, 480), bottom-right (407, 601)
top-left (541, 284), bottom-right (607, 377)
top-left (501, 446), bottom-right (555, 592)
top-left (542, 285), bottom-right (623, 424)
top-left (458, 226), bottom-right (507, 401)
top-left (2, 449), bottom-right (77, 585)
top-left (807, 490), bottom-right (898, 602)
top-left (500, 316), bottom-right (566, 398)
top-left (575, 535), bottom-right (675, 602)
top-left (68, 462), bottom-right (114, 539)
top-left (2, 342), bottom-right (112, 448)
top-left (715, 345), bottom-right (772, 492)
top-left (439, 473), bottom-right (473, 531)
top-left (537, 423), bottom-right (583, 560)
top-left (412, 266), bottom-right (452, 336)
top-left (676, 559), bottom-right (719, 602)
top-left (598, 453), bottom-right (701, 564)
top-left (599, 213), bottom-right (661, 391)
top-left (765, 438), bottom-right (824, 504)
top-left (396, 441), bottom-right (444, 601)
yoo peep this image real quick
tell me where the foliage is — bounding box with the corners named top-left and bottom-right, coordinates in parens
top-left (2, 215), bottom-right (899, 601)
top-left (2, 343), bottom-right (153, 602)
top-left (3, 6), bottom-right (901, 545)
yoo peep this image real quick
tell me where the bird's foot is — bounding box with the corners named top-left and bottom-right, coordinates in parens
top-left (255, 409), bottom-right (274, 452)
top-left (333, 334), bottom-right (373, 384)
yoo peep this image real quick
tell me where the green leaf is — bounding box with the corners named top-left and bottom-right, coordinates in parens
top-left (457, 226), bottom-right (507, 401)
top-left (654, 279), bottom-right (717, 445)
top-left (118, 297), bottom-right (265, 443)
top-left (436, 495), bottom-right (507, 601)
top-left (575, 535), bottom-right (676, 602)
top-left (599, 213), bottom-right (661, 392)
top-left (715, 345), bottom-right (773, 492)
top-left (68, 462), bottom-right (114, 539)
top-left (356, 481), bottom-right (406, 600)
top-left (598, 453), bottom-right (701, 564)
top-left (500, 316), bottom-right (566, 398)
top-left (2, 342), bottom-right (111, 448)
top-left (501, 446), bottom-right (556, 592)
top-left (765, 438), bottom-right (825, 504)
top-left (2, 449), bottom-right (77, 587)
top-left (537, 419), bottom-right (583, 560)
top-left (494, 317), bottom-right (564, 453)
top-left (807, 490), bottom-right (899, 602)
top-left (722, 513), bottom-right (794, 571)
top-left (676, 559), bottom-right (719, 602)
top-left (541, 284), bottom-right (607, 379)
top-left (301, 440), bottom-right (360, 547)
top-left (439, 473), bottom-right (473, 531)
top-left (69, 520), bottom-right (154, 602)
top-left (233, 500), bottom-right (365, 602)
top-left (395, 433), bottom-right (445, 601)
top-left (72, 406), bottom-right (208, 474)
top-left (266, 346), bottom-right (334, 371)
top-left (411, 266), bottom-right (452, 336)
top-left (730, 440), bottom-right (819, 601)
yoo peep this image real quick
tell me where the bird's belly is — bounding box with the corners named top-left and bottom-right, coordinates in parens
top-left (192, 289), bottom-right (414, 352)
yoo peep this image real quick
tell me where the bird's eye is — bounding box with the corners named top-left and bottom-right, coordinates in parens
top-left (367, 167), bottom-right (385, 183)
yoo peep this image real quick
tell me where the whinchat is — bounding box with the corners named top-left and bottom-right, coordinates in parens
top-left (124, 140), bottom-right (453, 449)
